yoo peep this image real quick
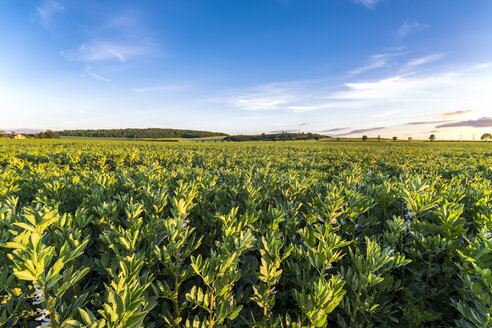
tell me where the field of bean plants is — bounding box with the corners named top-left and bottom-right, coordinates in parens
top-left (0, 139), bottom-right (491, 328)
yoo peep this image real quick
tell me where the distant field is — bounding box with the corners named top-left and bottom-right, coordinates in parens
top-left (0, 140), bottom-right (491, 327)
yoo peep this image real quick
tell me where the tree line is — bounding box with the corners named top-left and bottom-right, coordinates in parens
top-left (57, 128), bottom-right (227, 139)
top-left (33, 130), bottom-right (60, 139)
top-left (224, 132), bottom-right (324, 142)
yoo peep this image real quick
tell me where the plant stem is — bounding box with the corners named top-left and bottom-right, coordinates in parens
top-left (174, 272), bottom-right (180, 319)
top-left (45, 289), bottom-right (59, 328)
top-left (263, 282), bottom-right (270, 325)
top-left (209, 284), bottom-right (215, 328)
top-left (351, 286), bottom-right (363, 328)
top-left (425, 252), bottom-right (432, 291)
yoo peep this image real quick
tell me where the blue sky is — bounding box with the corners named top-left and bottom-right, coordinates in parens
top-left (1, 0), bottom-right (491, 139)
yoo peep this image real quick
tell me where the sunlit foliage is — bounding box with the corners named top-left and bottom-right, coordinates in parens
top-left (0, 140), bottom-right (491, 327)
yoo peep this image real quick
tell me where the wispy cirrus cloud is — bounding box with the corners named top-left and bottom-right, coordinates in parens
top-left (36, 0), bottom-right (65, 27)
top-left (213, 58), bottom-right (487, 135)
top-left (98, 12), bottom-right (144, 36)
top-left (355, 0), bottom-right (382, 9)
top-left (215, 80), bottom-right (366, 112)
top-left (215, 71), bottom-right (456, 113)
top-left (287, 101), bottom-right (366, 112)
top-left (372, 109), bottom-right (401, 118)
top-left (405, 120), bottom-right (450, 125)
top-left (441, 109), bottom-right (474, 117)
top-left (436, 117), bottom-right (492, 128)
top-left (402, 54), bottom-right (444, 71)
top-left (321, 127), bottom-right (350, 133)
top-left (350, 50), bottom-right (443, 77)
top-left (82, 65), bottom-right (110, 83)
top-left (335, 126), bottom-right (386, 136)
top-left (213, 81), bottom-right (304, 111)
top-left (133, 85), bottom-right (190, 93)
top-left (398, 20), bottom-right (430, 39)
top-left (329, 74), bottom-right (455, 100)
top-left (217, 77), bottom-right (379, 112)
top-left (349, 50), bottom-right (405, 76)
top-left (474, 63), bottom-right (492, 69)
top-left (61, 41), bottom-right (156, 62)
top-left (59, 9), bottom-right (159, 64)
top-left (232, 95), bottom-right (296, 111)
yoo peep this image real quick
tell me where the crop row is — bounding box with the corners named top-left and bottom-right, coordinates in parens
top-left (0, 140), bottom-right (491, 327)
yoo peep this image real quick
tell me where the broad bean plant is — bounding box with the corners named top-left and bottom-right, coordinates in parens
top-left (0, 139), bottom-right (491, 327)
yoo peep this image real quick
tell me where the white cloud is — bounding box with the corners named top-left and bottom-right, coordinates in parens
top-left (287, 101), bottom-right (366, 112)
top-left (350, 61), bottom-right (386, 76)
top-left (372, 109), bottom-right (401, 118)
top-left (212, 58), bottom-right (488, 128)
top-left (330, 75), bottom-right (455, 100)
top-left (99, 12), bottom-right (141, 33)
top-left (474, 62), bottom-right (492, 69)
top-left (133, 85), bottom-right (190, 93)
top-left (233, 95), bottom-right (296, 111)
top-left (61, 41), bottom-right (156, 62)
top-left (214, 81), bottom-right (306, 111)
top-left (215, 71), bottom-right (455, 112)
top-left (215, 79), bottom-right (367, 112)
top-left (356, 0), bottom-right (381, 9)
top-left (335, 126), bottom-right (386, 136)
top-left (55, 8), bottom-right (159, 64)
top-left (349, 51), bottom-right (405, 76)
top-left (402, 54), bottom-right (444, 71)
top-left (441, 109), bottom-right (475, 118)
top-left (83, 65), bottom-right (110, 83)
top-left (217, 80), bottom-right (370, 112)
top-left (36, 1), bottom-right (65, 27)
top-left (398, 20), bottom-right (430, 39)
top-left (349, 51), bottom-right (445, 78)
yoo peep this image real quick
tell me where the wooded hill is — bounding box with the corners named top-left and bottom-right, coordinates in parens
top-left (57, 128), bottom-right (228, 139)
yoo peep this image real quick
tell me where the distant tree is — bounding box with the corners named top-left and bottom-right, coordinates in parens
top-left (362, 135), bottom-right (368, 142)
top-left (314, 136), bottom-right (320, 141)
top-left (58, 128), bottom-right (227, 139)
top-left (45, 130), bottom-right (60, 139)
top-left (336, 138), bottom-right (340, 142)
top-left (481, 133), bottom-right (491, 141)
top-left (35, 130), bottom-right (60, 139)
top-left (224, 132), bottom-right (322, 142)
top-left (377, 135), bottom-right (381, 142)
top-left (408, 137), bottom-right (413, 142)
top-left (429, 134), bottom-right (436, 142)
top-left (392, 136), bottom-right (398, 142)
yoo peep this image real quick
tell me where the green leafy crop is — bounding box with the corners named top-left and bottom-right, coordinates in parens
top-left (0, 139), bottom-right (491, 327)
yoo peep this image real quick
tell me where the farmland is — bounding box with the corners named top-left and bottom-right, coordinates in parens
top-left (0, 140), bottom-right (491, 327)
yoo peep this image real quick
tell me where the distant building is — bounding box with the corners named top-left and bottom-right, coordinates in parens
top-left (8, 133), bottom-right (26, 139)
